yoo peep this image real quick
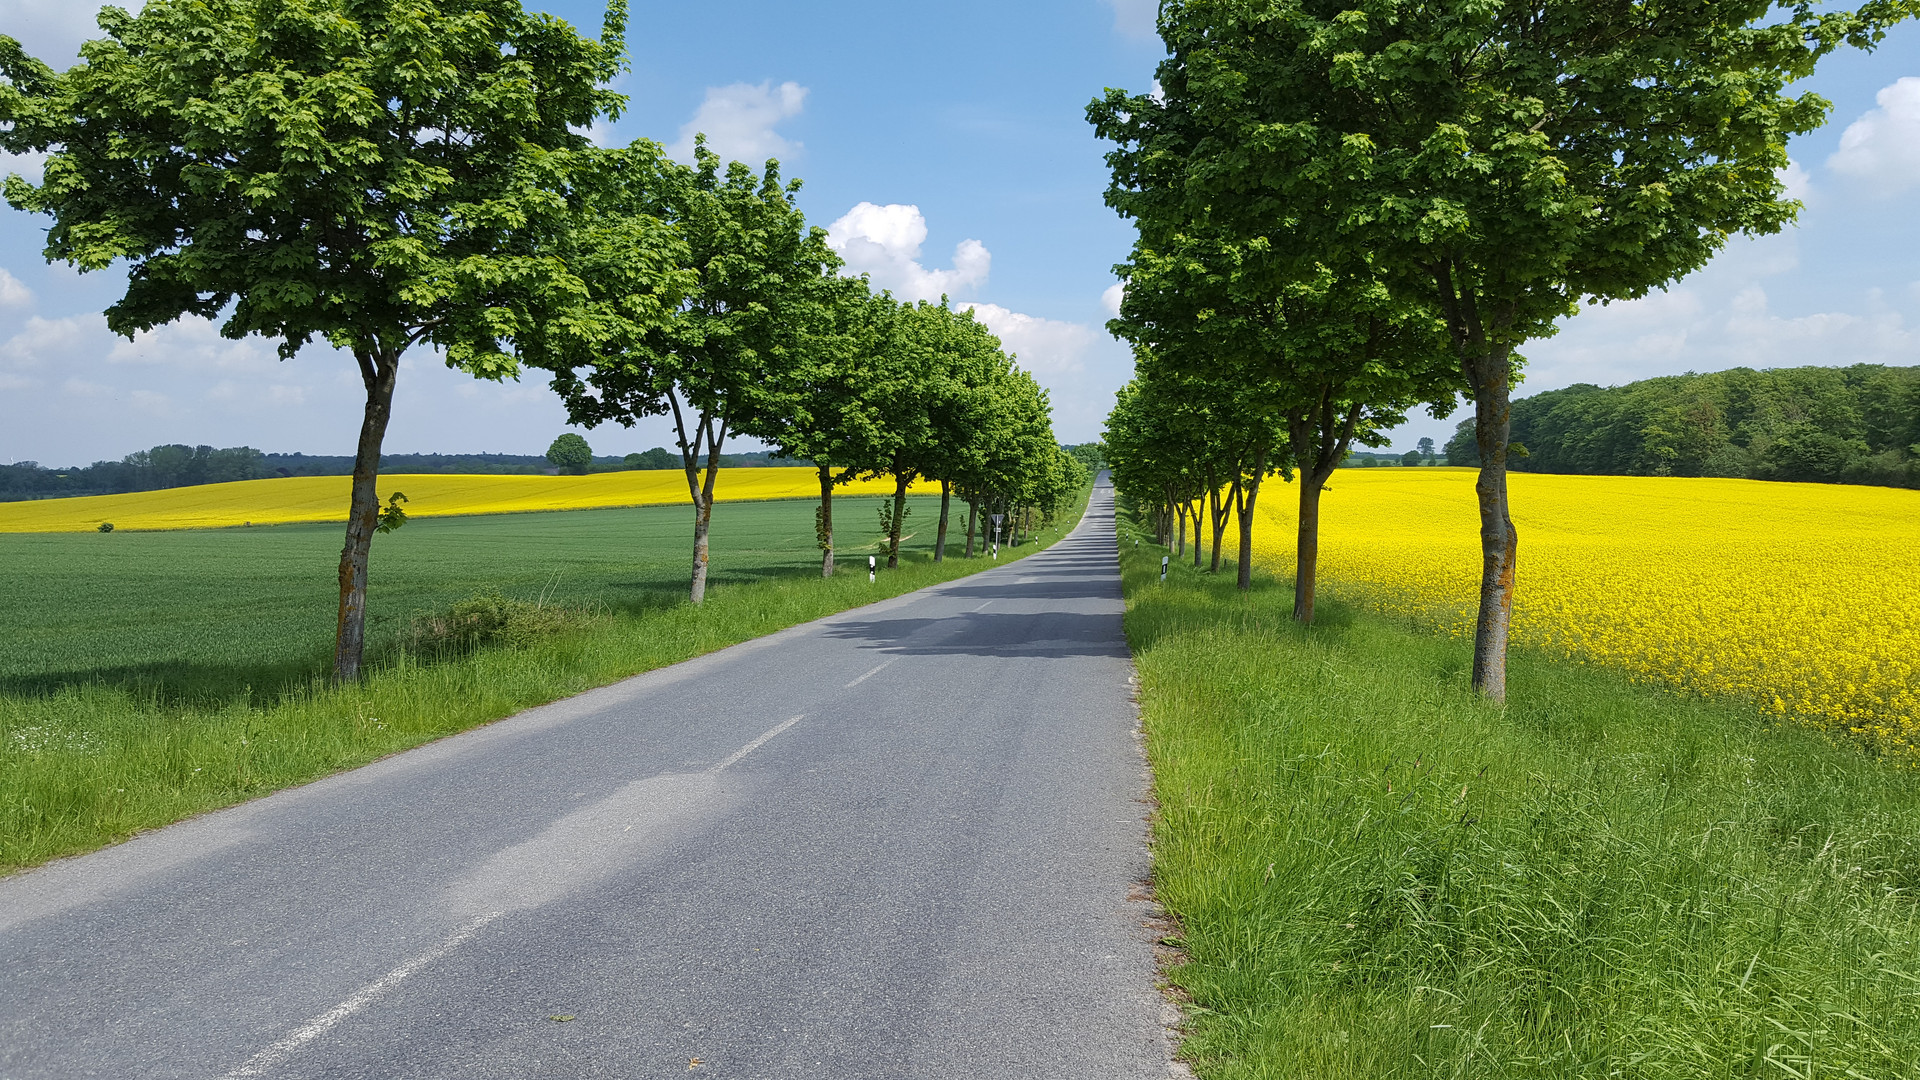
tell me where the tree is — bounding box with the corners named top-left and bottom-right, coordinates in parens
top-left (1417, 437), bottom-right (1436, 461)
top-left (1090, 0), bottom-right (1911, 698)
top-left (541, 141), bottom-right (837, 602)
top-left (1444, 364), bottom-right (1919, 488)
top-left (755, 278), bottom-right (899, 577)
top-left (547, 434), bottom-right (593, 473)
top-left (1101, 208), bottom-right (1455, 614)
top-left (864, 301), bottom-right (1011, 569)
top-left (624, 447), bottom-right (677, 470)
top-left (2, 0), bottom-right (638, 681)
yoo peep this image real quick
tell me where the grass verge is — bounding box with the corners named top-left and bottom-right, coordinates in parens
top-left (0, 487), bottom-right (1088, 874)
top-left (1120, 515), bottom-right (1920, 1079)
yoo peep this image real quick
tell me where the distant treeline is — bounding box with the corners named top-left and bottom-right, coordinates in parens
top-left (1444, 364), bottom-right (1920, 488)
top-left (0, 445), bottom-right (802, 502)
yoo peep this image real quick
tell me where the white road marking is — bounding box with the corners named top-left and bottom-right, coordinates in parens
top-left (844, 659), bottom-right (894, 688)
top-left (218, 911), bottom-right (501, 1079)
top-left (973, 601), bottom-right (993, 612)
top-left (708, 715), bottom-right (805, 774)
top-left (224, 718), bottom-right (806, 1077)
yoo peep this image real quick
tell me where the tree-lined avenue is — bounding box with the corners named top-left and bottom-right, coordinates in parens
top-left (0, 478), bottom-right (1174, 1080)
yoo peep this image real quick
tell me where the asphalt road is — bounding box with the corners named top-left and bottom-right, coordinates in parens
top-left (0, 478), bottom-right (1177, 1079)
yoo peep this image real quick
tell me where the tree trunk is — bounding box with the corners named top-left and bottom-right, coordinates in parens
top-left (1233, 445), bottom-right (1268, 592)
top-left (1435, 266), bottom-right (1520, 701)
top-left (1176, 502), bottom-right (1186, 557)
top-left (332, 348), bottom-right (400, 682)
top-left (669, 389), bottom-right (727, 605)
top-left (1291, 398), bottom-right (1363, 625)
top-left (965, 498), bottom-right (977, 557)
top-left (934, 480), bottom-right (951, 562)
top-left (817, 464), bottom-right (835, 578)
top-left (1468, 349), bottom-right (1518, 701)
top-left (1191, 500), bottom-right (1203, 568)
top-left (1294, 477), bottom-right (1322, 623)
top-left (1209, 479), bottom-right (1231, 573)
top-left (887, 471), bottom-right (910, 569)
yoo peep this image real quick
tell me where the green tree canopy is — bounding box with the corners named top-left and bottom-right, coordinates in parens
top-left (546, 433), bottom-right (593, 472)
top-left (539, 141), bottom-right (840, 602)
top-left (1091, 0), bottom-right (1912, 697)
top-left (1, 0), bottom-right (656, 680)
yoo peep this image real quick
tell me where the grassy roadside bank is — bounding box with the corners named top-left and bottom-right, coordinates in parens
top-left (1120, 520), bottom-right (1920, 1077)
top-left (0, 486), bottom-right (1089, 874)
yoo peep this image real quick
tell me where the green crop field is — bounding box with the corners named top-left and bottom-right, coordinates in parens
top-left (0, 494), bottom-right (947, 705)
top-left (0, 489), bottom-right (1083, 873)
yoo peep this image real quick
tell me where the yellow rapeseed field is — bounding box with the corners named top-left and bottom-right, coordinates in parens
top-left (1253, 469), bottom-right (1920, 756)
top-left (0, 468), bottom-right (938, 533)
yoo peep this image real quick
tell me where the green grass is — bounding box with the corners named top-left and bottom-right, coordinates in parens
top-left (1120, 514), bottom-right (1920, 1079)
top-left (0, 490), bottom-right (1087, 873)
top-left (0, 494), bottom-right (956, 704)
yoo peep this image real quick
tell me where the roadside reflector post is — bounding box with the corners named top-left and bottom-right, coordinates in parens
top-left (1160, 555), bottom-right (1169, 582)
top-left (868, 554), bottom-right (876, 583)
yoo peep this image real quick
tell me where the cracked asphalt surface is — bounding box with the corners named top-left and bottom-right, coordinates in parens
top-left (0, 477), bottom-right (1174, 1079)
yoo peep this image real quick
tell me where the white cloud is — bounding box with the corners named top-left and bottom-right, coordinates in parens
top-left (128, 388), bottom-right (174, 415)
top-left (0, 313), bottom-right (89, 369)
top-left (571, 119), bottom-right (616, 148)
top-left (667, 80), bottom-right (807, 167)
top-left (0, 149), bottom-right (48, 185)
top-left (0, 267), bottom-right (32, 308)
top-left (0, 0), bottom-right (142, 67)
top-left (1777, 160), bottom-right (1812, 205)
top-left (1104, 0), bottom-right (1158, 38)
top-left (957, 303), bottom-right (1099, 376)
top-left (827, 202), bottom-right (991, 303)
top-left (106, 318), bottom-right (284, 373)
top-left (1101, 282), bottom-right (1125, 317)
top-left (1827, 76), bottom-right (1920, 196)
top-left (60, 377), bottom-right (111, 397)
top-left (1525, 279), bottom-right (1916, 393)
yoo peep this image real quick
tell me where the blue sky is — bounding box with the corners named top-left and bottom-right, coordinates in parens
top-left (1, 0), bottom-right (1917, 464)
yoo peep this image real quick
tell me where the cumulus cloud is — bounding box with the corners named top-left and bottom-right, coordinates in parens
top-left (0, 314), bottom-right (88, 371)
top-left (0, 268), bottom-right (32, 309)
top-left (667, 81), bottom-right (807, 166)
top-left (1104, 0), bottom-right (1158, 38)
top-left (1101, 282), bottom-right (1126, 317)
top-left (1827, 77), bottom-right (1920, 196)
top-left (957, 303), bottom-right (1099, 376)
top-left (827, 202), bottom-right (991, 303)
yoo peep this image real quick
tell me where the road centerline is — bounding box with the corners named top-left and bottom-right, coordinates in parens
top-left (217, 911), bottom-right (502, 1080)
top-left (844, 660), bottom-right (895, 688)
top-left (708, 714), bottom-right (805, 774)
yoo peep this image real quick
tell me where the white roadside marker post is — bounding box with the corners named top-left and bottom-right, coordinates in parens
top-left (1161, 555), bottom-right (1169, 582)
top-left (868, 554), bottom-right (876, 583)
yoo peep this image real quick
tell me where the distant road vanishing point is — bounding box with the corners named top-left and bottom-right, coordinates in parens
top-left (0, 477), bottom-right (1181, 1079)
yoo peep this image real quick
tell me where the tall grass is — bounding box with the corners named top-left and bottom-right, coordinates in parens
top-left (1121, 520), bottom-right (1920, 1079)
top-left (0, 488), bottom-right (1088, 874)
